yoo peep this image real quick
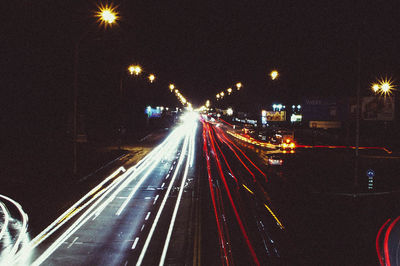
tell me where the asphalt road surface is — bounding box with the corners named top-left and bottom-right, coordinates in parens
top-left (7, 113), bottom-right (400, 265)
top-left (14, 113), bottom-right (199, 265)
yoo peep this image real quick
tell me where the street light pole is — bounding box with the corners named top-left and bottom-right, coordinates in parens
top-left (73, 41), bottom-right (80, 175)
top-left (354, 38), bottom-right (361, 188)
top-left (72, 4), bottom-right (118, 175)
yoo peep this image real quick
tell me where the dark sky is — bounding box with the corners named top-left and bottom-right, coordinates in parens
top-left (3, 0), bottom-right (400, 137)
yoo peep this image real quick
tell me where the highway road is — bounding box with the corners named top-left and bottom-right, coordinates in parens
top-left (5, 112), bottom-right (400, 265)
top-left (201, 117), bottom-right (287, 265)
top-left (14, 112), bottom-right (199, 266)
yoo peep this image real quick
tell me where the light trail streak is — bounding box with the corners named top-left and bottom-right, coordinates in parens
top-left (263, 204), bottom-right (285, 230)
top-left (217, 127), bottom-right (266, 178)
top-left (0, 202), bottom-right (10, 241)
top-left (376, 218), bottom-right (391, 266)
top-left (209, 126), bottom-right (239, 185)
top-left (239, 183), bottom-right (285, 230)
top-left (384, 216), bottom-right (400, 266)
top-left (189, 119), bottom-right (197, 167)
top-left (207, 123), bottom-right (260, 265)
top-left (212, 126), bottom-right (256, 181)
top-left (136, 129), bottom-right (190, 266)
top-left (0, 194), bottom-right (30, 264)
top-left (31, 169), bottom-right (140, 265)
top-left (28, 124), bottom-right (186, 265)
top-left (159, 120), bottom-right (197, 266)
top-left (242, 184), bottom-right (254, 195)
top-left (201, 120), bottom-right (230, 265)
top-left (26, 166), bottom-right (126, 251)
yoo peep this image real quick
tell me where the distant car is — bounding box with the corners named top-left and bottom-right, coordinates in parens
top-left (281, 137), bottom-right (296, 150)
top-left (268, 156), bottom-right (283, 166)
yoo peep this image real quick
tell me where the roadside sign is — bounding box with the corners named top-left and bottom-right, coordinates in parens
top-left (366, 169), bottom-right (375, 178)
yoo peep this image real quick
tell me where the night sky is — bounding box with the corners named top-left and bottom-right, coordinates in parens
top-left (3, 1), bottom-right (400, 140)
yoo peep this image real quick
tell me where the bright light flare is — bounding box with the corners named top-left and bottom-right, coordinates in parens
top-left (96, 3), bottom-right (119, 27)
top-left (270, 70), bottom-right (279, 80)
top-left (128, 65), bottom-right (141, 76)
top-left (373, 77), bottom-right (396, 96)
top-left (169, 84), bottom-right (175, 91)
top-left (372, 83), bottom-right (380, 93)
top-left (148, 74), bottom-right (155, 83)
top-left (236, 82), bottom-right (242, 90)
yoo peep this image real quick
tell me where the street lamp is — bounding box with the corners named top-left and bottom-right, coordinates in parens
top-left (148, 74), bottom-right (155, 83)
top-left (128, 65), bottom-right (142, 76)
top-left (169, 84), bottom-right (175, 91)
top-left (236, 82), bottom-right (242, 90)
top-left (95, 3), bottom-right (119, 28)
top-left (371, 77), bottom-right (395, 96)
top-left (371, 83), bottom-right (380, 93)
top-left (73, 4), bottom-right (119, 175)
top-left (227, 88), bottom-right (232, 95)
top-left (270, 70), bottom-right (279, 80)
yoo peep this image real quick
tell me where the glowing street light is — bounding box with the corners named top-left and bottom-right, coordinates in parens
top-left (380, 82), bottom-right (393, 95)
top-left (169, 84), bottom-right (175, 91)
top-left (128, 65), bottom-right (141, 76)
top-left (270, 70), bottom-right (279, 80)
top-left (227, 88), bottom-right (232, 94)
top-left (371, 83), bottom-right (380, 93)
top-left (220, 92), bottom-right (225, 97)
top-left (148, 74), bottom-right (155, 83)
top-left (96, 3), bottom-right (119, 27)
top-left (236, 82), bottom-right (242, 90)
top-left (372, 77), bottom-right (395, 96)
top-left (73, 3), bottom-right (119, 174)
top-left (216, 94), bottom-right (220, 99)
top-left (205, 100), bottom-right (210, 108)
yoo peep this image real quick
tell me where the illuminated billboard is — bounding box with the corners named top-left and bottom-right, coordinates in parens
top-left (265, 111), bottom-right (286, 121)
top-left (145, 106), bottom-right (162, 118)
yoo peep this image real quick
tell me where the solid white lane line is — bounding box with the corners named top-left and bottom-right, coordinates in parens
top-left (136, 133), bottom-right (189, 266)
top-left (67, 237), bottom-right (78, 248)
top-left (132, 237), bottom-right (139, 250)
top-left (159, 123), bottom-right (194, 266)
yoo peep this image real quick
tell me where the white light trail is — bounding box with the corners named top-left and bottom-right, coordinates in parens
top-left (29, 121), bottom-right (187, 265)
top-left (0, 202), bottom-right (10, 241)
top-left (136, 132), bottom-right (190, 266)
top-left (159, 119), bottom-right (197, 265)
top-left (0, 194), bottom-right (30, 265)
top-left (115, 128), bottom-right (184, 216)
top-left (27, 166), bottom-right (126, 249)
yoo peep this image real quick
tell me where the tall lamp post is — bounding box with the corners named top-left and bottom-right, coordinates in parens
top-left (73, 4), bottom-right (119, 175)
